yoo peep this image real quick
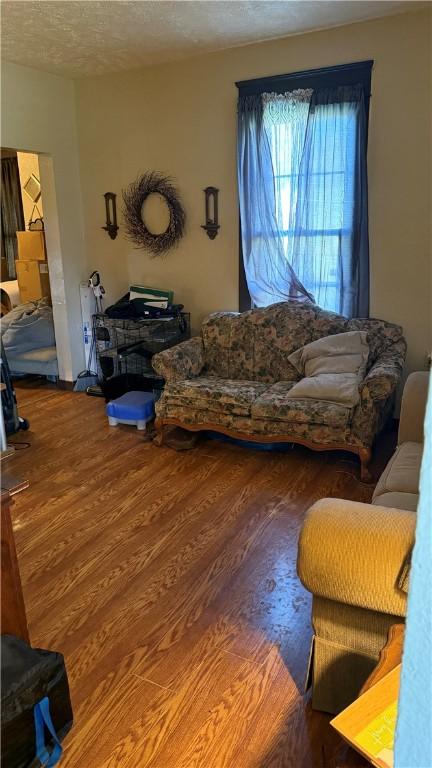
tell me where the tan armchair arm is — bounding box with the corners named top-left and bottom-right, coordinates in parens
top-left (152, 336), bottom-right (204, 383)
top-left (297, 498), bottom-right (415, 618)
top-left (398, 371), bottom-right (429, 445)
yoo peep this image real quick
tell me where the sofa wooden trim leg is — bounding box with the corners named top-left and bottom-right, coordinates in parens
top-left (153, 418), bottom-right (165, 447)
top-left (359, 447), bottom-right (372, 482)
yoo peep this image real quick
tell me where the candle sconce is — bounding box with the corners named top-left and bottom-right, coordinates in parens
top-left (102, 192), bottom-right (119, 240)
top-left (201, 186), bottom-right (220, 240)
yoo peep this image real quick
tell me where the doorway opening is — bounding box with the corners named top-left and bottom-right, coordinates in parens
top-left (1, 148), bottom-right (61, 386)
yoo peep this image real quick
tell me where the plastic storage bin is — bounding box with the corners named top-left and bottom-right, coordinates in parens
top-left (106, 391), bottom-right (155, 431)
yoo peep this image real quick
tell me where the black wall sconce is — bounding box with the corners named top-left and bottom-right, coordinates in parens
top-left (201, 186), bottom-right (220, 240)
top-left (102, 192), bottom-right (119, 240)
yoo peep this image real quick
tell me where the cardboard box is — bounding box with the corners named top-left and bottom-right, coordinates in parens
top-left (16, 231), bottom-right (47, 262)
top-left (16, 260), bottom-right (51, 303)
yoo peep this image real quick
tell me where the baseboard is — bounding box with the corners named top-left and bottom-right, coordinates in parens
top-left (57, 379), bottom-right (75, 391)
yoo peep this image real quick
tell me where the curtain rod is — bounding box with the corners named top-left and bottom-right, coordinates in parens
top-left (235, 60), bottom-right (373, 96)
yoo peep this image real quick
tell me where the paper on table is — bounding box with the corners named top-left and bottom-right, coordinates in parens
top-left (355, 700), bottom-right (397, 767)
top-left (330, 665), bottom-right (400, 768)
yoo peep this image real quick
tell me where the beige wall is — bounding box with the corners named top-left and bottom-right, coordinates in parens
top-left (1, 62), bottom-right (86, 380)
top-left (75, 9), bottom-right (431, 377)
top-left (16, 151), bottom-right (44, 229)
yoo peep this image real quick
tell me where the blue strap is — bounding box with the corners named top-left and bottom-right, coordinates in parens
top-left (34, 696), bottom-right (63, 767)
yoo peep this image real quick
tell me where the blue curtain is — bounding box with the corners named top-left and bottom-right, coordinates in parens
top-left (237, 95), bottom-right (313, 307)
top-left (237, 84), bottom-right (370, 317)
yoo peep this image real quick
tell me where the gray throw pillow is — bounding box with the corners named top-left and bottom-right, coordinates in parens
top-left (286, 331), bottom-right (369, 407)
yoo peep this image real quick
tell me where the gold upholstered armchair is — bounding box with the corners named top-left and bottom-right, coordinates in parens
top-left (297, 371), bottom-right (429, 714)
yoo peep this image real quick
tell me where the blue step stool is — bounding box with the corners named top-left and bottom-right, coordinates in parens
top-left (106, 391), bottom-right (155, 431)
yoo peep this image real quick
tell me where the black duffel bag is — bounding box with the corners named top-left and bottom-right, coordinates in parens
top-left (1, 635), bottom-right (73, 768)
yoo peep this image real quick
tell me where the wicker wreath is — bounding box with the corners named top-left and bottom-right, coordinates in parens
top-left (122, 172), bottom-right (186, 256)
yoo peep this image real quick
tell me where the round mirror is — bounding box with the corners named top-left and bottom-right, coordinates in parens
top-left (141, 192), bottom-right (171, 235)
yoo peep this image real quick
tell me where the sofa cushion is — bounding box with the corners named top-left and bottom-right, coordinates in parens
top-left (202, 302), bottom-right (351, 384)
top-left (372, 442), bottom-right (422, 503)
top-left (248, 303), bottom-right (317, 382)
top-left (372, 491), bottom-right (418, 513)
top-left (251, 382), bottom-right (352, 427)
top-left (201, 312), bottom-right (254, 380)
top-left (162, 377), bottom-right (268, 416)
top-left (310, 309), bottom-right (348, 342)
top-left (288, 332), bottom-right (369, 378)
top-left (285, 373), bottom-right (364, 407)
top-left (286, 331), bottom-right (369, 407)
top-left (202, 303), bottom-right (318, 383)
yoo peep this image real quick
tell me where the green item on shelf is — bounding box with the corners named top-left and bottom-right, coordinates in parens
top-left (129, 284), bottom-right (174, 308)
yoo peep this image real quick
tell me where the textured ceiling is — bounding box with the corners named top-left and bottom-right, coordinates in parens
top-left (1, 0), bottom-right (426, 78)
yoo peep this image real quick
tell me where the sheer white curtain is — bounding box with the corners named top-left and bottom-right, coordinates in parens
top-left (237, 94), bottom-right (313, 307)
top-left (289, 89), bottom-right (367, 316)
top-left (263, 90), bottom-right (312, 264)
top-left (238, 83), bottom-right (370, 317)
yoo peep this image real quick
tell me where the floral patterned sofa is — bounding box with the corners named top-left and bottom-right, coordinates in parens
top-left (152, 303), bottom-right (406, 478)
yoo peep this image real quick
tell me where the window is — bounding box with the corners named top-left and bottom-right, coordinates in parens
top-left (237, 61), bottom-right (372, 318)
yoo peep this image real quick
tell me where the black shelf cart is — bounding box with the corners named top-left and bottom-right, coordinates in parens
top-left (92, 312), bottom-right (190, 399)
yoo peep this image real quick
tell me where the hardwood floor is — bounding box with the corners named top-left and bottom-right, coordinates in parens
top-left (8, 380), bottom-right (393, 768)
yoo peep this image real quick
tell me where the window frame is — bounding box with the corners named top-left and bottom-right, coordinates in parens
top-left (236, 60), bottom-right (373, 311)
